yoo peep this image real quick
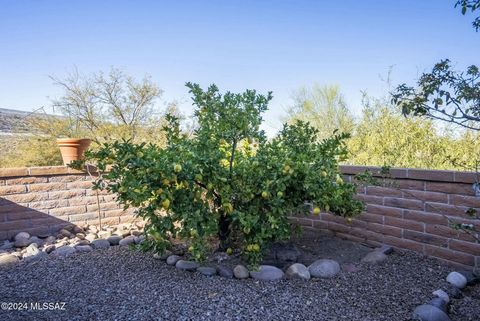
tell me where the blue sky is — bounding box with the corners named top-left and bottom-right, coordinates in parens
top-left (0, 0), bottom-right (479, 135)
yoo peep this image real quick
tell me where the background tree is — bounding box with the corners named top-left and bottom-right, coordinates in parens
top-left (286, 84), bottom-right (355, 140)
top-left (392, 1), bottom-right (480, 131)
top-left (50, 68), bottom-right (168, 144)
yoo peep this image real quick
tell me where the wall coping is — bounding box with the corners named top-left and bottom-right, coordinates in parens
top-left (0, 164), bottom-right (478, 183)
top-left (338, 165), bottom-right (479, 184)
top-left (0, 165), bottom-right (98, 178)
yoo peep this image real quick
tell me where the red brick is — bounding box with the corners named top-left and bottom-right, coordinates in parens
top-left (426, 182), bottom-right (475, 196)
top-left (3, 193), bottom-right (49, 203)
top-left (328, 221), bottom-right (351, 234)
top-left (385, 216), bottom-right (424, 232)
top-left (5, 177), bottom-right (48, 185)
top-left (425, 202), bottom-right (471, 217)
top-left (86, 217), bottom-right (119, 226)
top-left (350, 227), bottom-right (384, 242)
top-left (0, 185), bottom-right (27, 196)
top-left (321, 213), bottom-right (348, 224)
top-left (404, 210), bottom-right (447, 225)
top-left (297, 218), bottom-right (313, 227)
top-left (366, 186), bottom-right (402, 197)
top-left (66, 181), bottom-right (93, 189)
top-left (350, 218), bottom-right (367, 229)
top-left (28, 182), bottom-right (66, 192)
top-left (404, 230), bottom-right (448, 247)
top-left (384, 235), bottom-right (424, 253)
top-left (367, 222), bottom-right (402, 238)
top-left (0, 220), bottom-right (31, 232)
top-left (449, 239), bottom-right (480, 256)
top-left (7, 210), bottom-right (44, 221)
top-left (366, 204), bottom-right (403, 218)
top-left (48, 190), bottom-right (85, 200)
top-left (28, 166), bottom-right (69, 176)
top-left (408, 169), bottom-right (454, 182)
top-left (69, 212), bottom-right (100, 222)
top-left (425, 245), bottom-right (475, 266)
top-left (402, 190), bottom-right (448, 203)
top-left (454, 171), bottom-right (478, 184)
top-left (68, 196), bottom-right (99, 206)
top-left (395, 179), bottom-right (425, 190)
top-left (48, 175), bottom-right (85, 183)
top-left (335, 232), bottom-right (364, 243)
top-left (356, 186), bottom-right (366, 194)
top-left (87, 202), bottom-right (120, 212)
top-left (384, 197), bottom-right (424, 210)
top-left (340, 165), bottom-right (377, 175)
top-left (312, 219), bottom-right (328, 229)
top-left (450, 195), bottom-right (480, 208)
top-left (28, 200), bottom-right (69, 210)
top-left (0, 167), bottom-right (29, 178)
top-left (358, 212), bottom-right (384, 224)
top-left (49, 205), bottom-right (87, 217)
top-left (355, 194), bottom-right (384, 205)
top-left (425, 224), bottom-right (477, 242)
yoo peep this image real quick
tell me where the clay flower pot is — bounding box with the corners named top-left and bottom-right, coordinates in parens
top-left (56, 138), bottom-right (91, 165)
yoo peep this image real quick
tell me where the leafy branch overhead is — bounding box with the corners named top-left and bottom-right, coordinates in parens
top-left (456, 0), bottom-right (480, 30)
top-left (392, 60), bottom-right (480, 130)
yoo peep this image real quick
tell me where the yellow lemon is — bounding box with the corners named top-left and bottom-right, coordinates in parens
top-left (161, 198), bottom-right (170, 210)
top-left (313, 207), bottom-right (321, 215)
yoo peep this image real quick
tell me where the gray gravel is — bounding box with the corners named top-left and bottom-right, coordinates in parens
top-left (0, 247), bottom-right (478, 321)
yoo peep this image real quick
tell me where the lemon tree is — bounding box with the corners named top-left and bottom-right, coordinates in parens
top-left (89, 83), bottom-right (363, 265)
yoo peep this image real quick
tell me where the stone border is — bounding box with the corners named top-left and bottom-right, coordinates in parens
top-left (411, 269), bottom-right (479, 321)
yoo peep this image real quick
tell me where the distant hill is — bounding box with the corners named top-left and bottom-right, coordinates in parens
top-left (0, 108), bottom-right (51, 134)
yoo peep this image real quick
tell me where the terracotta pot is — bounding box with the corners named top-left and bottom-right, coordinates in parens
top-left (56, 138), bottom-right (91, 165)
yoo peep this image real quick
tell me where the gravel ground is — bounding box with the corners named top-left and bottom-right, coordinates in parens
top-left (0, 246), bottom-right (478, 321)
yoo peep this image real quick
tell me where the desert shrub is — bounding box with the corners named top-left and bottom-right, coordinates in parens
top-left (88, 83), bottom-right (363, 265)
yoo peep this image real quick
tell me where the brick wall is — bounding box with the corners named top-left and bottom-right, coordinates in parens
top-left (295, 165), bottom-right (480, 269)
top-left (0, 166), bottom-right (135, 240)
top-left (1, 165), bottom-right (479, 269)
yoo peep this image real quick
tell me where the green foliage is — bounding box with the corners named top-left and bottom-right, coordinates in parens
top-left (88, 83), bottom-right (363, 265)
top-left (456, 0), bottom-right (480, 30)
top-left (286, 84), bottom-right (355, 141)
top-left (392, 59), bottom-right (480, 131)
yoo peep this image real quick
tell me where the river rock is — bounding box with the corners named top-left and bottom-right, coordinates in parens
top-left (51, 246), bottom-right (76, 257)
top-left (308, 259), bottom-right (340, 278)
top-left (91, 239), bottom-right (111, 249)
top-left (458, 270), bottom-right (480, 286)
top-left (446, 271), bottom-right (467, 289)
top-left (85, 234), bottom-right (97, 242)
top-left (0, 254), bottom-right (19, 266)
top-left (175, 260), bottom-right (198, 271)
top-left (75, 245), bottom-right (93, 253)
top-left (428, 298), bottom-right (448, 312)
top-left (14, 232), bottom-right (30, 242)
top-left (361, 251), bottom-right (387, 264)
top-left (119, 235), bottom-right (136, 246)
top-left (286, 263), bottom-right (310, 280)
top-left (250, 265), bottom-right (284, 281)
top-left (107, 235), bottom-right (123, 246)
top-left (432, 289), bottom-right (450, 304)
top-left (233, 265), bottom-right (249, 279)
top-left (217, 265), bottom-right (234, 278)
top-left (166, 255), bottom-right (181, 266)
top-left (197, 266), bottom-right (217, 276)
top-left (412, 304), bottom-right (451, 321)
